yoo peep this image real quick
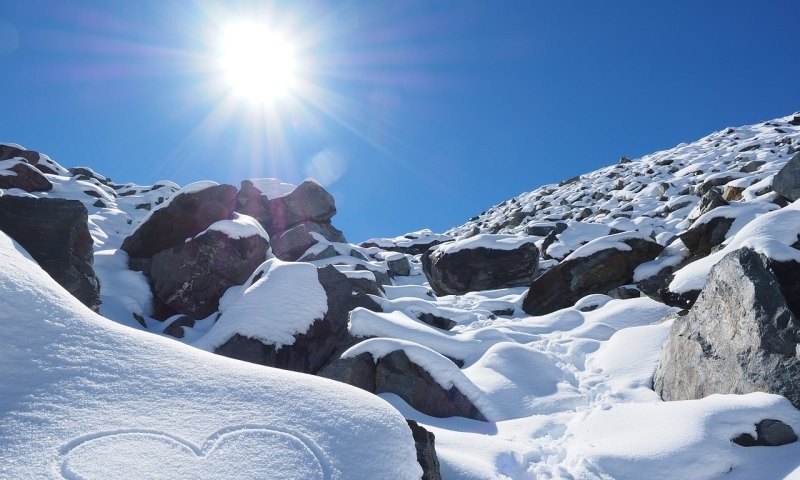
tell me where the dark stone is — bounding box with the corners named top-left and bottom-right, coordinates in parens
top-left (316, 351), bottom-right (377, 393)
top-left (407, 420), bottom-right (442, 480)
top-left (271, 221), bottom-right (346, 261)
top-left (299, 244), bottom-right (338, 261)
top-left (739, 160), bottom-right (765, 173)
top-left (607, 285), bottom-right (641, 300)
top-left (422, 240), bottom-right (539, 296)
top-left (772, 152), bottom-right (800, 201)
top-left (679, 216), bottom-right (735, 257)
top-left (0, 161), bottom-right (53, 192)
top-left (417, 313), bottom-right (457, 330)
top-left (523, 236), bottom-right (663, 316)
top-left (266, 180), bottom-right (336, 234)
top-left (150, 229), bottom-right (269, 319)
top-left (654, 249), bottom-right (800, 408)
top-left (0, 144), bottom-right (59, 174)
top-left (68, 166), bottom-right (108, 184)
top-left (121, 184), bottom-right (238, 259)
top-left (732, 419), bottom-right (797, 447)
top-left (0, 196), bottom-right (100, 310)
top-left (234, 180), bottom-right (271, 231)
top-left (387, 255), bottom-right (411, 277)
top-left (375, 350), bottom-right (486, 421)
top-left (687, 189), bottom-right (728, 222)
top-left (162, 316), bottom-right (196, 338)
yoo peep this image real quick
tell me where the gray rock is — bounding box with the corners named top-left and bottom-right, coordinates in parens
top-left (387, 255), bottom-right (411, 277)
top-left (266, 180), bottom-right (336, 233)
top-left (422, 240), bottom-right (539, 296)
top-left (271, 221), bottom-right (346, 261)
top-left (150, 229), bottom-right (269, 319)
top-left (772, 152), bottom-right (800, 201)
top-left (523, 236), bottom-right (663, 315)
top-left (121, 184), bottom-right (238, 260)
top-left (679, 216), bottom-right (735, 257)
top-left (654, 248), bottom-right (800, 408)
top-left (0, 196), bottom-right (100, 310)
top-left (732, 419), bottom-right (797, 447)
top-left (407, 420), bottom-right (442, 480)
top-left (316, 351), bottom-right (376, 393)
top-left (739, 160), bottom-right (765, 173)
top-left (607, 285), bottom-right (641, 300)
top-left (687, 189), bottom-right (728, 222)
top-left (0, 144), bottom-right (59, 174)
top-left (0, 161), bottom-right (52, 192)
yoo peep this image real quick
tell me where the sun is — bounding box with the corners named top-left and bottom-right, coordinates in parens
top-left (218, 22), bottom-right (297, 103)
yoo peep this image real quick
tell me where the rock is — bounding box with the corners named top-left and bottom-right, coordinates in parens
top-left (162, 316), bottom-right (196, 338)
top-left (215, 266), bottom-right (376, 373)
top-left (0, 161), bottom-right (53, 192)
top-left (523, 235), bottom-right (663, 315)
top-left (732, 419), bottom-right (797, 447)
top-left (687, 189), bottom-right (728, 222)
top-left (679, 216), bottom-right (735, 257)
top-left (121, 184), bottom-right (238, 260)
top-left (234, 180), bottom-right (271, 229)
top-left (772, 152), bottom-right (800, 201)
top-left (375, 350), bottom-right (486, 421)
top-left (271, 221), bottom-right (346, 261)
top-left (416, 313), bottom-right (457, 330)
top-left (654, 248), bottom-right (800, 408)
top-left (607, 285), bottom-right (641, 300)
top-left (722, 185), bottom-right (744, 201)
top-left (422, 238), bottom-right (539, 296)
top-left (407, 420), bottom-right (442, 480)
top-left (387, 254), bottom-right (411, 277)
top-left (0, 144), bottom-right (60, 174)
top-left (266, 179), bottom-right (336, 233)
top-left (739, 160), bottom-right (765, 173)
top-left (316, 351), bottom-right (377, 393)
top-left (150, 229), bottom-right (269, 319)
top-left (0, 196), bottom-right (100, 310)
top-left (68, 166), bottom-right (108, 184)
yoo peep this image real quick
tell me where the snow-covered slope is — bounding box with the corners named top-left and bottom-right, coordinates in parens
top-left (0, 231), bottom-right (421, 479)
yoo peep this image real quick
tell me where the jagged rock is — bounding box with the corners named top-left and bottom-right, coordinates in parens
top-left (150, 229), bottom-right (269, 319)
top-left (375, 350), bottom-right (486, 421)
top-left (0, 144), bottom-right (61, 174)
top-left (0, 196), bottom-right (100, 310)
top-left (215, 266), bottom-right (377, 373)
top-left (407, 420), bottom-right (442, 480)
top-left (739, 160), bottom-right (765, 173)
top-left (271, 221), bottom-right (346, 261)
top-left (417, 313), bottom-right (457, 330)
top-left (121, 184), bottom-right (238, 260)
top-left (523, 235), bottom-right (663, 315)
top-left (732, 419), bottom-right (798, 447)
top-left (0, 161), bottom-right (53, 192)
top-left (679, 216), bottom-right (735, 257)
top-left (266, 179), bottom-right (336, 233)
top-left (772, 152), bottom-right (800, 201)
top-left (68, 166), bottom-right (108, 185)
top-left (422, 238), bottom-right (539, 296)
top-left (687, 189), bottom-right (728, 222)
top-left (387, 254), bottom-right (411, 277)
top-left (654, 248), bottom-right (800, 408)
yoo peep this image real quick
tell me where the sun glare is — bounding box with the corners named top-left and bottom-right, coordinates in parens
top-left (219, 22), bottom-right (297, 103)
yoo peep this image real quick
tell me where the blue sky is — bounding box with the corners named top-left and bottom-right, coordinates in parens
top-left (2, 1), bottom-right (799, 241)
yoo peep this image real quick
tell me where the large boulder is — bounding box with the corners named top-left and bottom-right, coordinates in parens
top-left (0, 144), bottom-right (63, 175)
top-left (150, 227), bottom-right (269, 319)
top-left (271, 221), bottom-right (346, 261)
top-left (523, 233), bottom-right (663, 315)
top-left (772, 152), bottom-right (800, 201)
top-left (0, 196), bottom-right (100, 310)
top-left (654, 248), bottom-right (800, 408)
top-left (214, 265), bottom-right (377, 373)
top-left (120, 183), bottom-right (238, 260)
top-left (679, 216), bottom-right (734, 257)
top-left (0, 160), bottom-right (53, 192)
top-left (266, 179), bottom-right (336, 233)
top-left (422, 235), bottom-right (539, 296)
top-left (686, 188), bottom-right (728, 222)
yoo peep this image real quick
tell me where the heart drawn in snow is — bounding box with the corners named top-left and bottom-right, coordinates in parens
top-left (60, 426), bottom-right (328, 480)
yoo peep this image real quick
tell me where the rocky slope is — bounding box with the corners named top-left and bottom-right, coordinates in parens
top-left (2, 112), bottom-right (800, 479)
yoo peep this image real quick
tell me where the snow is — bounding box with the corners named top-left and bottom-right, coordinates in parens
top-left (197, 213), bottom-right (270, 241)
top-left (0, 231), bottom-right (421, 480)
top-left (132, 180), bottom-right (219, 234)
top-left (247, 177), bottom-right (297, 198)
top-left (433, 234), bottom-right (537, 255)
top-left (195, 259), bottom-right (327, 351)
top-left (563, 231), bottom-right (653, 261)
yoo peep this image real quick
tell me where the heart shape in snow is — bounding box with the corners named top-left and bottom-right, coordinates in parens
top-left (60, 426), bottom-right (328, 480)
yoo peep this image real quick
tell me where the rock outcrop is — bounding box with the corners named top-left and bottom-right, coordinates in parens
top-left (654, 248), bottom-right (800, 408)
top-left (0, 196), bottom-right (100, 310)
top-left (0, 160), bottom-right (53, 192)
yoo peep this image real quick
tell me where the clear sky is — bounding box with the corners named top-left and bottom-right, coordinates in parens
top-left (2, 1), bottom-right (799, 241)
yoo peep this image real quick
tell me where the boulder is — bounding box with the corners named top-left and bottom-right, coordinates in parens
top-left (0, 161), bottom-right (53, 192)
top-left (422, 236), bottom-right (539, 296)
top-left (121, 184), bottom-right (238, 260)
top-left (772, 152), bottom-right (800, 201)
top-left (679, 216), bottom-right (735, 257)
top-left (0, 196), bottom-right (100, 310)
top-left (214, 266), bottom-right (378, 373)
top-left (271, 221), bottom-right (346, 261)
top-left (0, 144), bottom-right (60, 174)
top-left (234, 180), bottom-right (271, 228)
top-left (150, 229), bottom-right (269, 319)
top-left (266, 179), bottom-right (336, 233)
top-left (732, 419), bottom-right (797, 447)
top-left (316, 351), bottom-right (377, 393)
top-left (739, 160), bottom-right (765, 173)
top-left (523, 235), bottom-right (663, 315)
top-left (687, 189), bottom-right (728, 222)
top-left (374, 350), bottom-right (486, 421)
top-left (387, 254), bottom-right (411, 277)
top-left (407, 420), bottom-right (442, 480)
top-left (654, 248), bottom-right (800, 408)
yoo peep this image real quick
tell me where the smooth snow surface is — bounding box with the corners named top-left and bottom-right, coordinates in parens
top-left (247, 177), bottom-right (296, 198)
top-left (434, 234), bottom-right (537, 255)
top-left (0, 232), bottom-right (421, 480)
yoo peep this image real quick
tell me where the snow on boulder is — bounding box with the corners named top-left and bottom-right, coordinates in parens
top-left (422, 234), bottom-right (540, 296)
top-left (0, 142), bottom-right (69, 175)
top-left (655, 248), bottom-right (800, 408)
top-left (0, 159), bottom-right (52, 192)
top-left (0, 195), bottom-right (100, 311)
top-left (121, 181), bottom-right (238, 260)
top-left (361, 229), bottom-right (453, 255)
top-left (523, 232), bottom-right (663, 315)
top-left (679, 202), bottom-right (778, 257)
top-left (196, 261), bottom-right (374, 374)
top-left (272, 221), bottom-right (346, 261)
top-left (0, 231), bottom-right (422, 480)
top-left (149, 214), bottom-right (270, 319)
top-left (342, 338), bottom-right (490, 421)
